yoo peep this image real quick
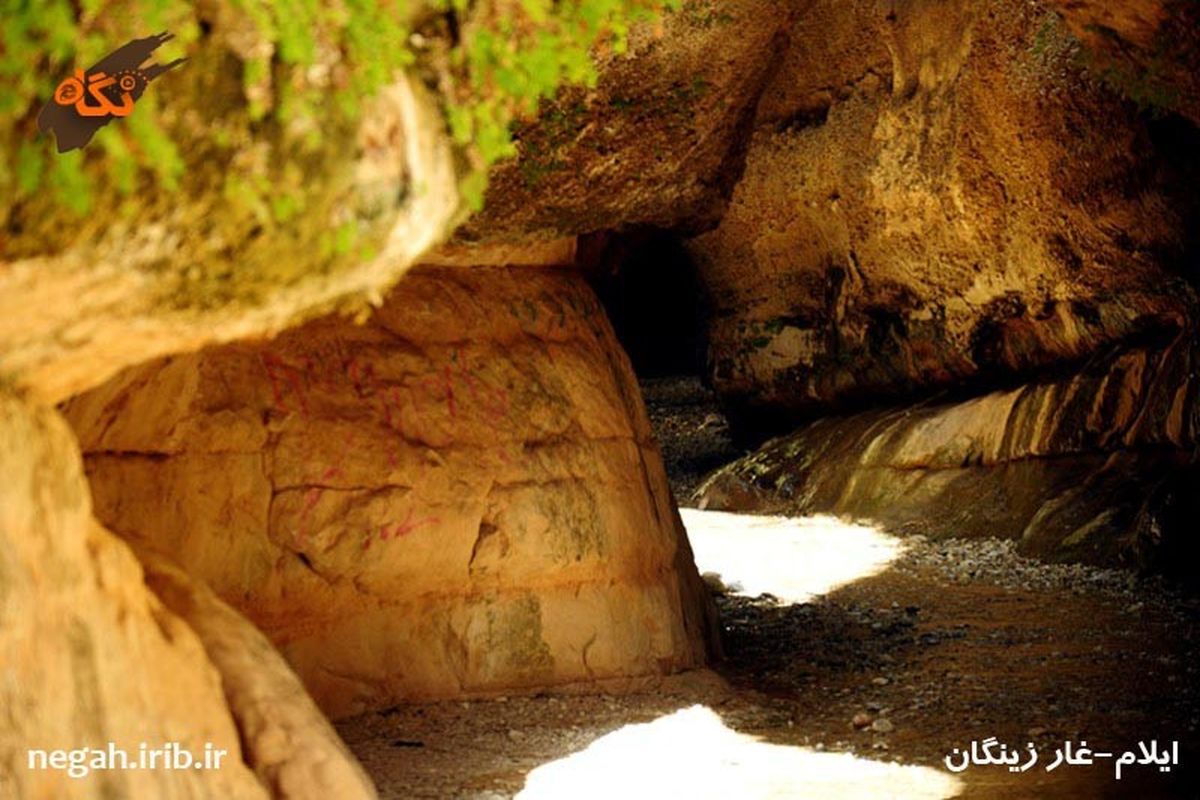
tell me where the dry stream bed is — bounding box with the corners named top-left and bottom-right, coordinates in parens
top-left (339, 378), bottom-right (1200, 799)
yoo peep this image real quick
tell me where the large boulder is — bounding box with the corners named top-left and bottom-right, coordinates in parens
top-left (0, 72), bottom-right (458, 407)
top-left (139, 553), bottom-right (378, 799)
top-left (686, 0), bottom-right (1200, 430)
top-left (64, 263), bottom-right (717, 718)
top-left (0, 391), bottom-right (378, 799)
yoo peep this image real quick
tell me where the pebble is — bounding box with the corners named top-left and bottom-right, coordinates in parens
top-left (852, 712), bottom-right (873, 729)
top-left (896, 537), bottom-right (1175, 600)
top-left (871, 718), bottom-right (895, 733)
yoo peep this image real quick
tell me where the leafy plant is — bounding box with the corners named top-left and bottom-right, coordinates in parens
top-left (2, 0), bottom-right (682, 222)
top-left (435, 0), bottom-right (683, 207)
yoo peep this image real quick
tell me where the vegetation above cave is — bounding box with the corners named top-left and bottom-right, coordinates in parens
top-left (1, 0), bottom-right (680, 241)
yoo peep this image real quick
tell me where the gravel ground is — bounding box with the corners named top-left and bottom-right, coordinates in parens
top-left (339, 376), bottom-right (1200, 798)
top-left (639, 376), bottom-right (741, 502)
top-left (341, 533), bottom-right (1200, 797)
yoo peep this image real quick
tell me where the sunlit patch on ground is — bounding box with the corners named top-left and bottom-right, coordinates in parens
top-left (517, 705), bottom-right (962, 799)
top-left (680, 509), bottom-right (906, 603)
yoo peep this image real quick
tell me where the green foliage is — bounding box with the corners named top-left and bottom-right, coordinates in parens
top-left (2, 0), bottom-right (195, 216)
top-left (228, 0), bottom-right (416, 119)
top-left (47, 149), bottom-right (91, 216)
top-left (733, 317), bottom-right (793, 356)
top-left (680, 0), bottom-right (733, 29)
top-left (438, 0), bottom-right (684, 208)
top-left (516, 99), bottom-right (586, 188)
top-left (343, 0), bottom-right (416, 103)
top-left (2, 0), bottom-right (414, 219)
top-left (2, 0), bottom-right (683, 222)
top-left (1078, 30), bottom-right (1180, 116)
top-left (1029, 15), bottom-right (1060, 59)
top-left (1092, 62), bottom-right (1179, 114)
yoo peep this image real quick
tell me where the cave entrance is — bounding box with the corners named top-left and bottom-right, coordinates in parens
top-left (588, 229), bottom-right (707, 378)
top-left (53, 233), bottom-right (1200, 800)
top-left (588, 230), bottom-right (741, 501)
top-left (573, 226), bottom-right (1200, 800)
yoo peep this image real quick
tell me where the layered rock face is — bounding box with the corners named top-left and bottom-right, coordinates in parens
top-left (5, 11), bottom-right (1199, 800)
top-left (0, 394), bottom-right (375, 800)
top-left (697, 330), bottom-right (1199, 571)
top-left (687, 0), bottom-right (1199, 428)
top-left (65, 264), bottom-right (716, 718)
top-left (676, 0), bottom-right (1200, 571)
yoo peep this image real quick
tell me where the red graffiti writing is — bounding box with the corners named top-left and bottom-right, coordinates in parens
top-left (259, 335), bottom-right (521, 549)
top-left (362, 511), bottom-right (440, 550)
top-left (260, 352), bottom-right (311, 417)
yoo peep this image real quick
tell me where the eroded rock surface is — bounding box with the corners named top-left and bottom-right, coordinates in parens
top-left (0, 393), bottom-right (267, 799)
top-left (456, 0), bottom-right (791, 243)
top-left (66, 264), bottom-right (716, 718)
top-left (686, 0), bottom-right (1200, 428)
top-left (1048, 0), bottom-right (1200, 124)
top-left (0, 75), bottom-right (458, 407)
top-left (141, 554), bottom-right (379, 800)
top-left (697, 330), bottom-right (1200, 570)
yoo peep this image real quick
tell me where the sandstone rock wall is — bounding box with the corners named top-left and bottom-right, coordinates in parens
top-left (686, 0), bottom-right (1200, 429)
top-left (7, 10), bottom-right (1200, 794)
top-left (0, 390), bottom-right (378, 799)
top-left (456, 0), bottom-right (791, 243)
top-left (140, 554), bottom-right (379, 799)
top-left (697, 329), bottom-right (1200, 570)
top-left (65, 265), bottom-right (717, 718)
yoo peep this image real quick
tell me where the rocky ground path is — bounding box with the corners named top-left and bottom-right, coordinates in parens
top-left (339, 377), bottom-right (1200, 799)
